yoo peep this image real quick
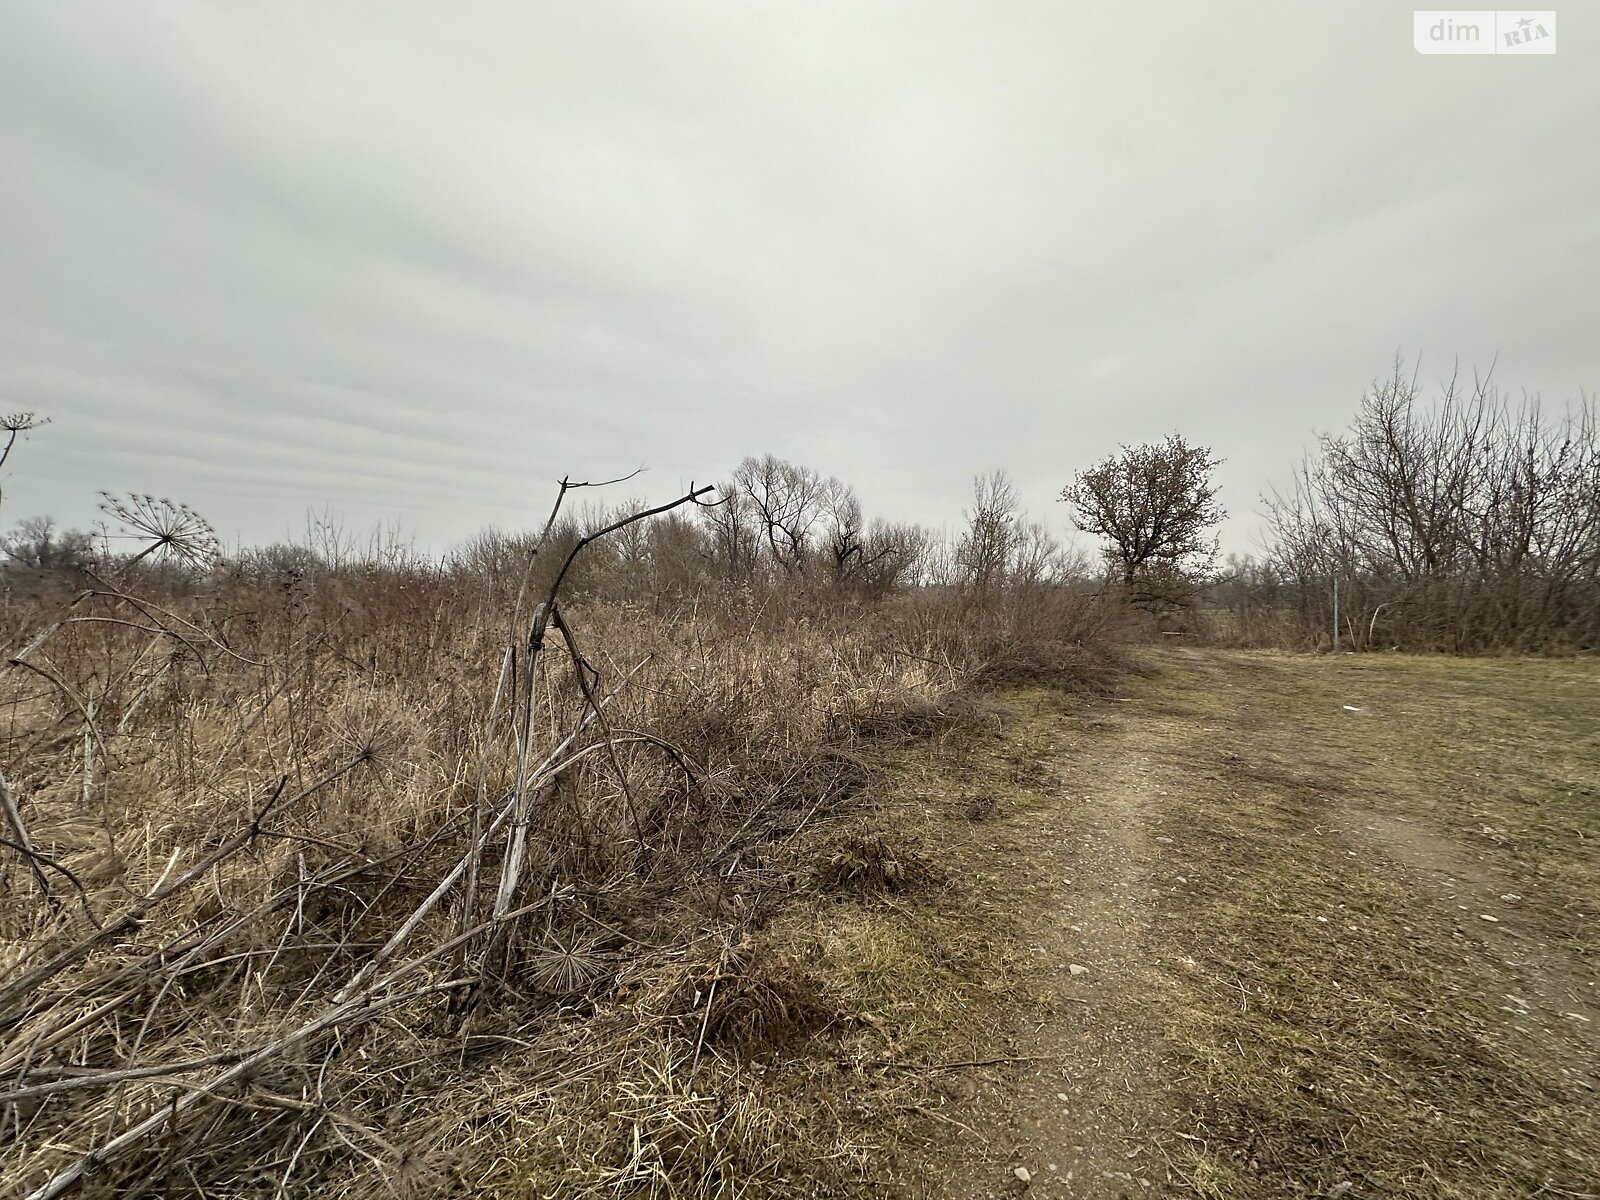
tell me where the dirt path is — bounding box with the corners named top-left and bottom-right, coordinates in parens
top-left (897, 649), bottom-right (1600, 1199)
top-left (910, 708), bottom-right (1174, 1199)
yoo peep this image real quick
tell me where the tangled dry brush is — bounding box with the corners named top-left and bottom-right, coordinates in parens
top-left (0, 471), bottom-right (1112, 1199)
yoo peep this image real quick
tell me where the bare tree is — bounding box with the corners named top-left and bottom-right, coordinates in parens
top-left (701, 484), bottom-right (761, 580)
top-left (1265, 359), bottom-right (1600, 650)
top-left (1061, 435), bottom-right (1224, 607)
top-left (730, 454), bottom-right (832, 573)
top-left (822, 484), bottom-right (868, 584)
top-left (1, 517), bottom-right (95, 571)
top-left (958, 471), bottom-right (1020, 596)
top-left (1009, 520), bottom-right (1071, 590)
top-left (818, 485), bottom-right (921, 590)
top-left (860, 518), bottom-right (928, 593)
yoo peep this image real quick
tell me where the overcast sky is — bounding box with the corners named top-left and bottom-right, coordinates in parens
top-left (2, 2), bottom-right (1595, 556)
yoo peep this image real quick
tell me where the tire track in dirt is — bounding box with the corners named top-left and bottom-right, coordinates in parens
top-left (1343, 809), bottom-right (1600, 1082)
top-left (1155, 648), bottom-right (1600, 1193)
top-left (1176, 647), bottom-right (1600, 1093)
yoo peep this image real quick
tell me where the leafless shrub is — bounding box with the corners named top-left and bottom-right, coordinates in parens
top-left (812, 825), bottom-right (938, 895)
top-left (1263, 358), bottom-right (1600, 651)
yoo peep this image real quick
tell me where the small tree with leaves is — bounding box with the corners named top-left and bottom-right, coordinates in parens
top-left (1061, 435), bottom-right (1225, 609)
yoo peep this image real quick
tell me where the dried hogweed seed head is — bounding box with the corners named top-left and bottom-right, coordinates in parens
top-left (1, 412), bottom-right (46, 434)
top-left (98, 491), bottom-right (222, 567)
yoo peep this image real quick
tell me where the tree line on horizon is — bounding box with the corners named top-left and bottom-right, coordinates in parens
top-left (5, 355), bottom-right (1598, 653)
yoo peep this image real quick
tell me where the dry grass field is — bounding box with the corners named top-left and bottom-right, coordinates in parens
top-left (0, 524), bottom-right (1114, 1200)
top-left (2, 518), bottom-right (1596, 1200)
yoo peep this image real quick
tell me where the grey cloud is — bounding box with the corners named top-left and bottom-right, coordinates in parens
top-left (2, 1), bottom-right (1595, 553)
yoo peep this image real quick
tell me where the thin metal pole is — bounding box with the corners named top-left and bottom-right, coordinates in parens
top-left (1332, 575), bottom-right (1340, 652)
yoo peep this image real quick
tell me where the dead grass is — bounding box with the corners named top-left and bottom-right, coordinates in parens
top-left (0, 545), bottom-right (1118, 1198)
top-left (1137, 650), bottom-right (1600, 1198)
top-left (1161, 845), bottom-right (1595, 1196)
top-left (772, 647), bottom-right (1600, 1198)
top-left (1206, 650), bottom-right (1600, 955)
